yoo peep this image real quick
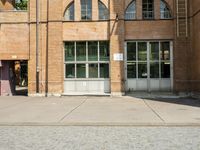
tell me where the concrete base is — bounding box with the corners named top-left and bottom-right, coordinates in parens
top-left (111, 92), bottom-right (125, 97)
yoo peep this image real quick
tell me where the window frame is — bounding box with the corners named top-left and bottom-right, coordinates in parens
top-left (126, 41), bottom-right (171, 79)
top-left (142, 0), bottom-right (155, 20)
top-left (64, 41), bottom-right (110, 80)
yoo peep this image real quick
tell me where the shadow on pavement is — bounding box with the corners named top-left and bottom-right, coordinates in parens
top-left (144, 98), bottom-right (200, 108)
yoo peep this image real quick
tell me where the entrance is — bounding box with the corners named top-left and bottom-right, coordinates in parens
top-left (125, 41), bottom-right (173, 92)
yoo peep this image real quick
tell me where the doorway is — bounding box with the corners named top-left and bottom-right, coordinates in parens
top-left (14, 60), bottom-right (28, 96)
top-left (125, 41), bottom-right (173, 92)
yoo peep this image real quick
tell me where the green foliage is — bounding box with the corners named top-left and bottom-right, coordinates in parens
top-left (15, 0), bottom-right (28, 10)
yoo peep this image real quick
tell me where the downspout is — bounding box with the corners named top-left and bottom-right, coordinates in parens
top-left (36, 0), bottom-right (40, 93)
top-left (45, 0), bottom-right (49, 97)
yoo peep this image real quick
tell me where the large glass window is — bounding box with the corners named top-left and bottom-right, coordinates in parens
top-left (98, 1), bottom-right (109, 20)
top-left (160, 0), bottom-right (172, 19)
top-left (81, 0), bottom-right (92, 20)
top-left (142, 0), bottom-right (154, 19)
top-left (126, 41), bottom-right (171, 79)
top-left (125, 1), bottom-right (136, 20)
top-left (64, 2), bottom-right (75, 21)
top-left (64, 41), bottom-right (110, 79)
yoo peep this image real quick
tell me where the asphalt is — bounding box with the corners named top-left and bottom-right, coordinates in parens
top-left (0, 96), bottom-right (200, 126)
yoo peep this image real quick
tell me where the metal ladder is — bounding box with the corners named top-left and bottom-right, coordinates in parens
top-left (176, 0), bottom-right (188, 37)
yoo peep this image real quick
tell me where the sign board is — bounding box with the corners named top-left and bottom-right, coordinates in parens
top-left (113, 53), bottom-right (123, 61)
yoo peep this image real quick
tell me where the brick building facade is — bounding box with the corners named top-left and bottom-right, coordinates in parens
top-left (0, 0), bottom-right (200, 96)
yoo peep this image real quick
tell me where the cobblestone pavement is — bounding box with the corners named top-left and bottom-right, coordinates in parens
top-left (0, 126), bottom-right (200, 150)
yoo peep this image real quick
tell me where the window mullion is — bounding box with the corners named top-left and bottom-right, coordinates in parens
top-left (75, 42), bottom-right (77, 78)
top-left (98, 42), bottom-right (100, 78)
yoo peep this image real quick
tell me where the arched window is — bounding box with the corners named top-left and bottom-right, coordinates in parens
top-left (125, 1), bottom-right (136, 20)
top-left (64, 2), bottom-right (74, 21)
top-left (160, 0), bottom-right (172, 19)
top-left (98, 1), bottom-right (109, 20)
top-left (81, 0), bottom-right (92, 20)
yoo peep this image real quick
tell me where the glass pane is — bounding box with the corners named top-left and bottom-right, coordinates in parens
top-left (100, 64), bottom-right (109, 78)
top-left (100, 41), bottom-right (109, 61)
top-left (89, 64), bottom-right (98, 78)
top-left (125, 1), bottom-right (136, 20)
top-left (76, 42), bottom-right (86, 61)
top-left (160, 0), bottom-right (171, 19)
top-left (65, 42), bottom-right (75, 61)
top-left (150, 42), bottom-right (159, 61)
top-left (138, 42), bottom-right (147, 61)
top-left (65, 64), bottom-right (75, 78)
top-left (127, 42), bottom-right (136, 61)
top-left (150, 62), bottom-right (159, 78)
top-left (142, 0), bottom-right (154, 19)
top-left (138, 62), bottom-right (147, 78)
top-left (81, 0), bottom-right (92, 20)
top-left (64, 3), bottom-right (74, 21)
top-left (99, 1), bottom-right (109, 20)
top-left (161, 62), bottom-right (170, 78)
top-left (160, 42), bottom-right (170, 60)
top-left (88, 41), bottom-right (98, 61)
top-left (77, 64), bottom-right (86, 78)
top-left (127, 62), bottom-right (136, 78)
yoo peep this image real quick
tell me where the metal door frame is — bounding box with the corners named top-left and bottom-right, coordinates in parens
top-left (124, 41), bottom-right (173, 92)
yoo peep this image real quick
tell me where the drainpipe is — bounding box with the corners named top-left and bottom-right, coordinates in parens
top-left (45, 0), bottom-right (49, 97)
top-left (36, 0), bottom-right (39, 93)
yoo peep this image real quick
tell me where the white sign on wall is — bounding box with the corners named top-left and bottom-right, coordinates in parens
top-left (113, 53), bottom-right (123, 61)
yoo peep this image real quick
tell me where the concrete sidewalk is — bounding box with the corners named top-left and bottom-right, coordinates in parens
top-left (0, 96), bottom-right (200, 126)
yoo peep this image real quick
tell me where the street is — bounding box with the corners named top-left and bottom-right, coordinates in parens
top-left (0, 126), bottom-right (200, 150)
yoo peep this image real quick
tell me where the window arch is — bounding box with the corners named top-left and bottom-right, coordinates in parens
top-left (64, 2), bottom-right (74, 21)
top-left (125, 1), bottom-right (136, 20)
top-left (160, 0), bottom-right (172, 19)
top-left (98, 1), bottom-right (109, 20)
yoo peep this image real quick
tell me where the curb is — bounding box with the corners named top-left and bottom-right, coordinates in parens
top-left (0, 122), bottom-right (200, 127)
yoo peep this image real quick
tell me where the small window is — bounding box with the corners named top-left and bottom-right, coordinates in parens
top-left (64, 2), bottom-right (75, 21)
top-left (81, 0), bottom-right (92, 20)
top-left (142, 0), bottom-right (154, 19)
top-left (160, 0), bottom-right (172, 19)
top-left (98, 1), bottom-right (109, 20)
top-left (125, 1), bottom-right (136, 20)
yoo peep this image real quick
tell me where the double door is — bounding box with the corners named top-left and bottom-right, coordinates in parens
top-left (125, 41), bottom-right (173, 92)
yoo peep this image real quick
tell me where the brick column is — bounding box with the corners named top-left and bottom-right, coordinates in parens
top-left (109, 0), bottom-right (125, 96)
top-left (28, 0), bottom-right (63, 96)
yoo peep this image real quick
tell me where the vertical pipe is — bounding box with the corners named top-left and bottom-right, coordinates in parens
top-left (36, 0), bottom-right (39, 93)
top-left (176, 0), bottom-right (179, 37)
top-left (45, 0), bottom-right (49, 97)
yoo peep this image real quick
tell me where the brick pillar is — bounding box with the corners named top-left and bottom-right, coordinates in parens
top-left (28, 0), bottom-right (63, 96)
top-left (109, 0), bottom-right (125, 96)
